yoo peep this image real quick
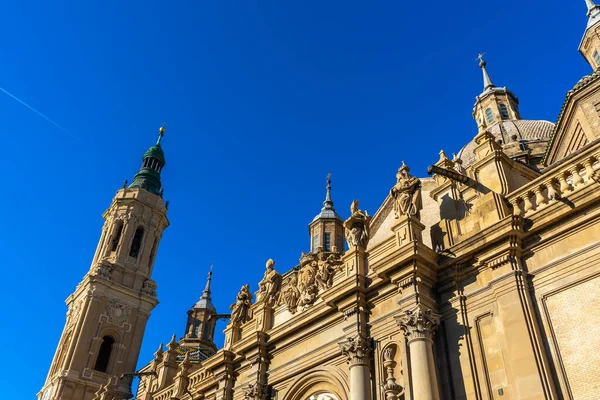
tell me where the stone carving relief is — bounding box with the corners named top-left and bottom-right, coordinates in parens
top-left (343, 200), bottom-right (372, 250)
top-left (141, 280), bottom-right (157, 297)
top-left (230, 284), bottom-right (253, 325)
top-left (257, 259), bottom-right (282, 306)
top-left (243, 381), bottom-right (269, 400)
top-left (94, 263), bottom-right (113, 281)
top-left (390, 161), bottom-right (422, 218)
top-left (106, 299), bottom-right (132, 326)
top-left (290, 252), bottom-right (342, 311)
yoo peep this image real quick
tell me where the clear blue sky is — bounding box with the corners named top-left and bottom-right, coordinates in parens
top-left (0, 0), bottom-right (592, 397)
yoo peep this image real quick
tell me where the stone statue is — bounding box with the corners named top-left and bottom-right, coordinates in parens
top-left (343, 200), bottom-right (372, 250)
top-left (315, 253), bottom-right (341, 290)
top-left (257, 259), bottom-right (282, 306)
top-left (390, 162), bottom-right (422, 218)
top-left (281, 274), bottom-right (301, 314)
top-left (230, 284), bottom-right (253, 325)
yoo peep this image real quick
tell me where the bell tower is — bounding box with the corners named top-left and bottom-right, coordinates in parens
top-left (38, 126), bottom-right (170, 400)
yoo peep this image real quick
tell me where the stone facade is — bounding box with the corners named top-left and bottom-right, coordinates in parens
top-left (40, 3), bottom-right (600, 400)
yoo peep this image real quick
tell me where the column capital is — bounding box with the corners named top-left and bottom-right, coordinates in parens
top-left (395, 308), bottom-right (439, 342)
top-left (338, 333), bottom-right (373, 366)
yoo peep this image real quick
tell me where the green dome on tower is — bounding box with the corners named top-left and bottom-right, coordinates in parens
top-left (129, 125), bottom-right (167, 196)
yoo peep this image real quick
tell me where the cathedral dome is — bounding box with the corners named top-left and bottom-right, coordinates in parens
top-left (457, 119), bottom-right (555, 167)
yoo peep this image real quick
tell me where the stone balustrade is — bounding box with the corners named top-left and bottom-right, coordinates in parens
top-left (152, 388), bottom-right (174, 400)
top-left (508, 149), bottom-right (599, 217)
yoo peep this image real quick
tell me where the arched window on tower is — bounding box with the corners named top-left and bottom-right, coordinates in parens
top-left (499, 104), bottom-right (510, 119)
top-left (93, 336), bottom-right (114, 373)
top-left (111, 221), bottom-right (124, 252)
top-left (485, 108), bottom-right (494, 124)
top-left (129, 227), bottom-right (145, 258)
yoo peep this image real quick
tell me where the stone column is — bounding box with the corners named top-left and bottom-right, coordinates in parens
top-left (395, 309), bottom-right (440, 400)
top-left (339, 334), bottom-right (373, 400)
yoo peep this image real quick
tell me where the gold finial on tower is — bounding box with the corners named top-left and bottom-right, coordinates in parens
top-left (157, 121), bottom-right (166, 145)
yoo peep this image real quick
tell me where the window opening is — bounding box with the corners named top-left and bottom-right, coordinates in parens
top-left (111, 222), bottom-right (123, 252)
top-left (485, 108), bottom-right (494, 123)
top-left (499, 104), bottom-right (510, 119)
top-left (129, 227), bottom-right (144, 258)
top-left (93, 336), bottom-right (114, 373)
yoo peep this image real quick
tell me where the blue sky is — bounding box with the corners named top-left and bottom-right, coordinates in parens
top-left (0, 0), bottom-right (592, 397)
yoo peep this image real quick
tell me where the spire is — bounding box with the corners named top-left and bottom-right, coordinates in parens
top-left (324, 173), bottom-right (334, 209)
top-left (193, 267), bottom-right (216, 312)
top-left (129, 124), bottom-right (167, 196)
top-left (478, 53), bottom-right (494, 91)
top-left (585, 0), bottom-right (600, 24)
top-left (203, 266), bottom-right (213, 298)
top-left (311, 173), bottom-right (342, 222)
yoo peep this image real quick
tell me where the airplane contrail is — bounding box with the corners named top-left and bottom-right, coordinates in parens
top-left (0, 86), bottom-right (80, 141)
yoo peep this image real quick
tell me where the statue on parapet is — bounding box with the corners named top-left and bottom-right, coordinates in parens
top-left (344, 200), bottom-right (372, 250)
top-left (230, 284), bottom-right (253, 325)
top-left (257, 259), bottom-right (282, 306)
top-left (390, 161), bottom-right (422, 219)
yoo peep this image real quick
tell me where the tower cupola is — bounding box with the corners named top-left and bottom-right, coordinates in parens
top-left (129, 124), bottom-right (166, 196)
top-left (308, 174), bottom-right (345, 254)
top-left (472, 54), bottom-right (521, 128)
top-left (180, 267), bottom-right (218, 356)
top-left (579, 0), bottom-right (600, 69)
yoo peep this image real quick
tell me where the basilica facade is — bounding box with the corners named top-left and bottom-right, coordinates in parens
top-left (39, 3), bottom-right (600, 400)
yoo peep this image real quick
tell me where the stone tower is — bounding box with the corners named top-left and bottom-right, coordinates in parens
top-left (308, 174), bottom-right (345, 253)
top-left (38, 126), bottom-right (170, 400)
top-left (179, 267), bottom-right (218, 356)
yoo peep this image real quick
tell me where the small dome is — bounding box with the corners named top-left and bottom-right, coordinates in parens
top-left (312, 207), bottom-right (343, 222)
top-left (457, 120), bottom-right (555, 167)
top-left (143, 144), bottom-right (165, 164)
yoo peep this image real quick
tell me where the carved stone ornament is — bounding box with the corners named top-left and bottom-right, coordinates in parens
top-left (390, 161), bottom-right (422, 219)
top-left (230, 284), bottom-right (253, 325)
top-left (106, 299), bottom-right (132, 326)
top-left (338, 334), bottom-right (373, 366)
top-left (343, 200), bottom-right (372, 251)
top-left (257, 259), bottom-right (282, 306)
top-left (294, 252), bottom-right (342, 310)
top-left (382, 346), bottom-right (404, 400)
top-left (396, 309), bottom-right (439, 342)
top-left (243, 382), bottom-right (269, 400)
top-left (94, 263), bottom-right (113, 281)
top-left (141, 280), bottom-right (157, 297)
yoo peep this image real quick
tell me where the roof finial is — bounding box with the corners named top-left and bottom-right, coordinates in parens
top-left (157, 121), bottom-right (166, 145)
top-left (323, 172), bottom-right (334, 209)
top-left (477, 53), bottom-right (494, 91)
top-left (203, 266), bottom-right (213, 297)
